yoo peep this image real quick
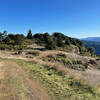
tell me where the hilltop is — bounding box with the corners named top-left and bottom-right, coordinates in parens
top-left (0, 30), bottom-right (95, 56)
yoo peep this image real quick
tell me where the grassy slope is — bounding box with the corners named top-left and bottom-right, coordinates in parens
top-left (0, 59), bottom-right (28, 100)
top-left (0, 58), bottom-right (51, 100)
top-left (16, 59), bottom-right (100, 100)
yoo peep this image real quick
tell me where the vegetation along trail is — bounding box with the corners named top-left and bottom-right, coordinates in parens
top-left (0, 59), bottom-right (51, 100)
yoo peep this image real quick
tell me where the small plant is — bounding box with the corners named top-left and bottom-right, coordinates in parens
top-left (71, 65), bottom-right (86, 71)
top-left (47, 55), bottom-right (56, 62)
top-left (77, 60), bottom-right (83, 64)
top-left (42, 57), bottom-right (48, 61)
top-left (26, 56), bottom-right (33, 58)
top-left (89, 59), bottom-right (97, 65)
top-left (47, 54), bottom-right (54, 58)
top-left (96, 58), bottom-right (100, 61)
top-left (72, 60), bottom-right (83, 65)
top-left (14, 52), bottom-right (18, 55)
top-left (26, 51), bottom-right (40, 56)
top-left (56, 53), bottom-right (67, 58)
top-left (18, 50), bottom-right (23, 55)
top-left (0, 44), bottom-right (12, 50)
top-left (60, 58), bottom-right (73, 66)
top-left (14, 50), bottom-right (23, 55)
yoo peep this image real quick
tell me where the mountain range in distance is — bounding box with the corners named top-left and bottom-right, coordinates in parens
top-left (80, 37), bottom-right (100, 55)
top-left (80, 37), bottom-right (100, 42)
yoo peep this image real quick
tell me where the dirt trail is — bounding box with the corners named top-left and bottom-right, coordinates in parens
top-left (0, 61), bottom-right (5, 100)
top-left (0, 50), bottom-right (100, 88)
top-left (0, 59), bottom-right (51, 100)
top-left (0, 61), bottom-right (5, 80)
top-left (11, 61), bottom-right (51, 100)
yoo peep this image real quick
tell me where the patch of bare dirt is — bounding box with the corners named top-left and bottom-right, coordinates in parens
top-left (11, 61), bottom-right (51, 100)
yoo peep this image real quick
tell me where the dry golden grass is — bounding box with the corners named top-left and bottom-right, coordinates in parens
top-left (32, 57), bottom-right (88, 86)
top-left (0, 49), bottom-right (100, 88)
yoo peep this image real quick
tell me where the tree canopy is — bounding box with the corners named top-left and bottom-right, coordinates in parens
top-left (0, 30), bottom-right (95, 56)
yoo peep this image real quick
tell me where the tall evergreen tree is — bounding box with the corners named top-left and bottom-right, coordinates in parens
top-left (87, 47), bottom-right (95, 56)
top-left (27, 29), bottom-right (33, 39)
top-left (0, 32), bottom-right (3, 41)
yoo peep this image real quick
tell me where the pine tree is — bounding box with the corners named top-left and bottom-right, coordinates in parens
top-left (27, 29), bottom-right (33, 39)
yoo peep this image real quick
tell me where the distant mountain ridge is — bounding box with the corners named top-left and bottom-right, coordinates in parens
top-left (82, 40), bottom-right (100, 55)
top-left (81, 37), bottom-right (100, 42)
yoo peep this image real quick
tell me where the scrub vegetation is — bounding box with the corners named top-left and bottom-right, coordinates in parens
top-left (16, 59), bottom-right (100, 100)
top-left (0, 30), bottom-right (99, 100)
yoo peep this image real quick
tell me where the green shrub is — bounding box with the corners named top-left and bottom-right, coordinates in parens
top-left (56, 53), bottom-right (67, 58)
top-left (14, 50), bottom-right (23, 55)
top-left (26, 51), bottom-right (40, 56)
top-left (43, 54), bottom-right (88, 71)
top-left (57, 57), bottom-right (73, 66)
top-left (42, 57), bottom-right (48, 61)
top-left (26, 56), bottom-right (33, 58)
top-left (0, 44), bottom-right (12, 50)
top-left (44, 54), bottom-right (73, 66)
top-left (47, 55), bottom-right (56, 62)
top-left (18, 50), bottom-right (23, 55)
top-left (71, 65), bottom-right (86, 71)
top-left (77, 60), bottom-right (83, 64)
top-left (89, 59), bottom-right (97, 65)
top-left (47, 54), bottom-right (54, 58)
top-left (72, 60), bottom-right (83, 65)
top-left (57, 46), bottom-right (73, 53)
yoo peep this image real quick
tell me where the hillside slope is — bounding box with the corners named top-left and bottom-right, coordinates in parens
top-left (0, 49), bottom-right (100, 100)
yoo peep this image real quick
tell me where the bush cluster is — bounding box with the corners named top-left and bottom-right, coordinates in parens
top-left (0, 30), bottom-right (95, 56)
top-left (26, 51), bottom-right (40, 56)
top-left (42, 53), bottom-right (88, 71)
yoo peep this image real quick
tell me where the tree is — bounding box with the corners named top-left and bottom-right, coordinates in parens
top-left (27, 29), bottom-right (32, 39)
top-left (14, 34), bottom-right (24, 45)
top-left (45, 36), bottom-right (56, 50)
top-left (34, 33), bottom-right (44, 45)
top-left (43, 32), bottom-right (50, 43)
top-left (8, 34), bottom-right (15, 40)
top-left (0, 32), bottom-right (3, 41)
top-left (87, 47), bottom-right (95, 56)
top-left (76, 39), bottom-right (84, 47)
top-left (46, 40), bottom-right (56, 50)
top-left (53, 32), bottom-right (66, 40)
top-left (57, 39), bottom-right (65, 47)
top-left (13, 34), bottom-right (25, 50)
top-left (34, 33), bottom-right (43, 39)
top-left (3, 36), bottom-right (14, 45)
top-left (65, 38), bottom-right (70, 45)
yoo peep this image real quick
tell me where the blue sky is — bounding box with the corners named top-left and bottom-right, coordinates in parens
top-left (0, 0), bottom-right (100, 38)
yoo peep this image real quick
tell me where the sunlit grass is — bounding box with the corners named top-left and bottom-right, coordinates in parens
top-left (16, 59), bottom-right (100, 100)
